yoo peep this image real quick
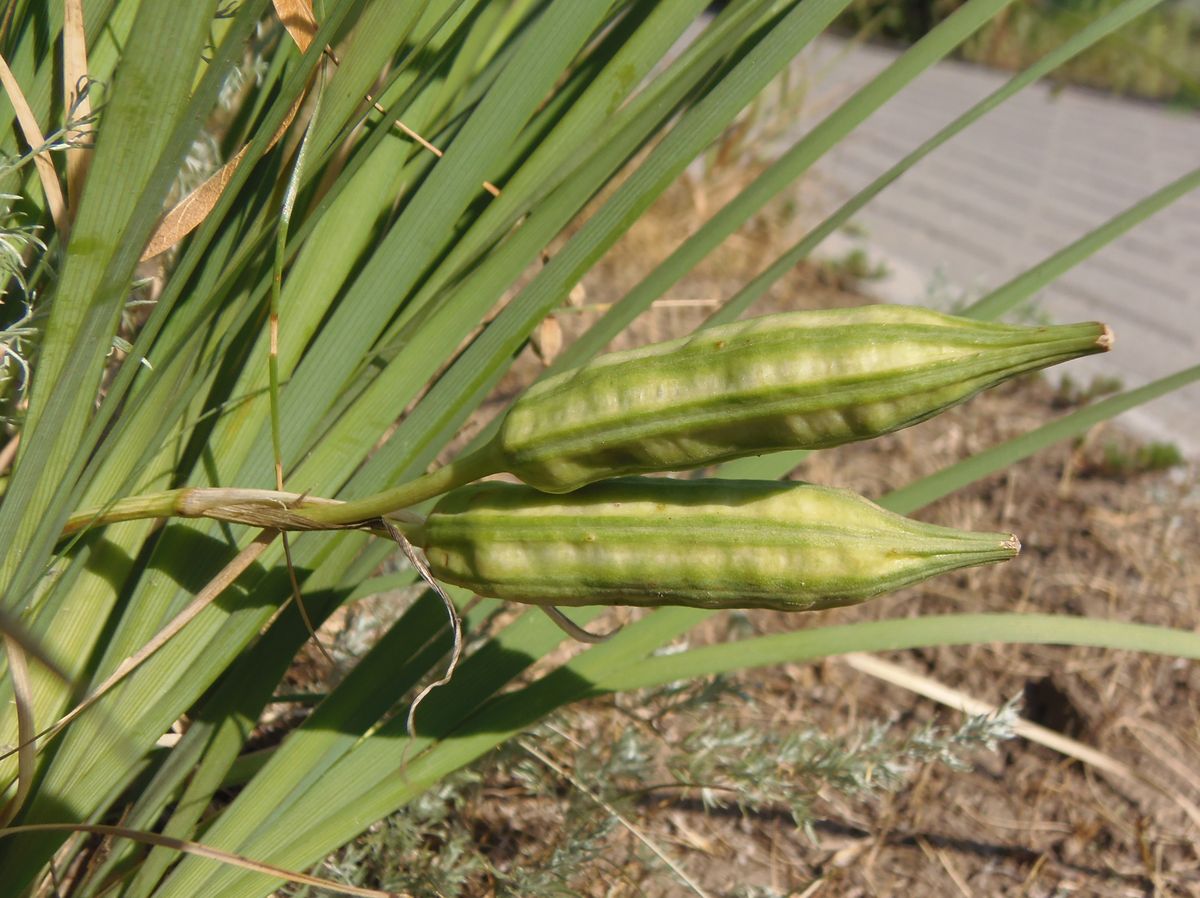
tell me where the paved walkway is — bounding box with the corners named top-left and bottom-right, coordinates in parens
top-left (780, 37), bottom-right (1200, 456)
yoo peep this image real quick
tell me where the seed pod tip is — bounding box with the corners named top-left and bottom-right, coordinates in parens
top-left (1096, 323), bottom-right (1114, 351)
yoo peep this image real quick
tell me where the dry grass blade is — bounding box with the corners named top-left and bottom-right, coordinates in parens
top-left (139, 101), bottom-right (306, 260)
top-left (0, 636), bottom-right (36, 826)
top-left (273, 0), bottom-right (318, 53)
top-left (916, 836), bottom-right (974, 898)
top-left (0, 823), bottom-right (406, 897)
top-left (841, 653), bottom-right (1200, 829)
top-left (381, 520), bottom-right (463, 743)
top-left (62, 0), bottom-right (91, 208)
top-left (540, 605), bottom-right (618, 644)
top-left (140, 0), bottom-right (321, 260)
top-left (519, 737), bottom-right (715, 898)
top-left (367, 94), bottom-right (501, 197)
top-left (0, 608), bottom-right (68, 682)
top-left (0, 531), bottom-right (278, 763)
top-left (0, 51), bottom-right (68, 237)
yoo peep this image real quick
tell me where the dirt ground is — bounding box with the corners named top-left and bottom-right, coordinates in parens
top-left (313, 177), bottom-right (1200, 897)
top-left (546, 376), bottom-right (1200, 898)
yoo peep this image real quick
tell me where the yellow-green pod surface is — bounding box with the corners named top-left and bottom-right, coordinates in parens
top-left (421, 478), bottom-right (1019, 611)
top-left (496, 305), bottom-right (1110, 493)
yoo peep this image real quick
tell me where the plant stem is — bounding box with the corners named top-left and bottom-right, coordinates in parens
top-left (60, 443), bottom-right (504, 537)
top-left (298, 443), bottom-right (505, 526)
top-left (63, 490), bottom-right (203, 535)
top-left (61, 488), bottom-right (338, 536)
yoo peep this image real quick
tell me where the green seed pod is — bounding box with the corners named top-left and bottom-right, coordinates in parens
top-left (421, 478), bottom-right (1019, 611)
top-left (495, 305), bottom-right (1111, 493)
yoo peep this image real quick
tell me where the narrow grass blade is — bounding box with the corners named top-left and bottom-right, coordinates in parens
top-left (554, 0), bottom-right (1017, 366)
top-left (0, 0), bottom-right (225, 604)
top-left (965, 165), bottom-right (1200, 322)
top-left (705, 0), bottom-right (1166, 328)
top-left (330, 0), bottom-right (852, 508)
top-left (592, 614), bottom-right (1200, 693)
top-left (881, 364), bottom-right (1200, 515)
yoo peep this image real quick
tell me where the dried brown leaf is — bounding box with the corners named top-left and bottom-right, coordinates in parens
top-left (139, 0), bottom-right (320, 260)
top-left (140, 90), bottom-right (308, 260)
top-left (62, 0), bottom-right (92, 208)
top-left (274, 0), bottom-right (318, 53)
top-left (140, 140), bottom-right (255, 261)
top-left (531, 315), bottom-right (563, 365)
top-left (0, 51), bottom-right (68, 238)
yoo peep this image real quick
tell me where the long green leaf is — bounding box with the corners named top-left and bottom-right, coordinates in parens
top-left (554, 0), bottom-right (1017, 365)
top-left (336, 0), bottom-right (851, 506)
top-left (964, 165), bottom-right (1200, 321)
top-left (0, 0), bottom-right (227, 607)
top-left (252, 0), bottom-right (618, 482)
top-left (705, 0), bottom-right (1167, 328)
top-left (882, 364), bottom-right (1200, 515)
top-left (592, 614), bottom-right (1200, 692)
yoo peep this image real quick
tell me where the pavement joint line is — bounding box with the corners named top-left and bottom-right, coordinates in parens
top-left (789, 36), bottom-right (1200, 458)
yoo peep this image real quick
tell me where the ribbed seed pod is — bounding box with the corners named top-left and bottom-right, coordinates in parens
top-left (495, 305), bottom-right (1111, 493)
top-left (420, 478), bottom-right (1020, 611)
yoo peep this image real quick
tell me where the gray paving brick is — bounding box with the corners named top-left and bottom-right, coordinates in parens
top-left (789, 36), bottom-right (1200, 456)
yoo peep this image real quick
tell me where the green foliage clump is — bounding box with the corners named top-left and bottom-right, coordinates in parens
top-left (0, 2), bottom-right (1197, 896)
top-left (1100, 439), bottom-right (1185, 475)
